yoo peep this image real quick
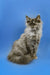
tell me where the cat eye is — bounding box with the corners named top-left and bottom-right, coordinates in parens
top-left (37, 20), bottom-right (40, 23)
top-left (27, 21), bottom-right (30, 23)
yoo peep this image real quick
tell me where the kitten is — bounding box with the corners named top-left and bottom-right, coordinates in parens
top-left (8, 15), bottom-right (42, 64)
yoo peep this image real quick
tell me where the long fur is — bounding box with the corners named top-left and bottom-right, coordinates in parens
top-left (8, 15), bottom-right (42, 64)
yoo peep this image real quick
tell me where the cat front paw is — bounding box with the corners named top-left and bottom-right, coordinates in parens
top-left (32, 56), bottom-right (38, 59)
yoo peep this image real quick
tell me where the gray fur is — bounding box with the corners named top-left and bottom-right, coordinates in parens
top-left (8, 15), bottom-right (42, 64)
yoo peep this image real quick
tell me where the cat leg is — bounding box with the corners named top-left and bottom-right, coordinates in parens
top-left (31, 47), bottom-right (38, 59)
top-left (32, 39), bottom-right (40, 59)
top-left (33, 39), bottom-right (40, 59)
top-left (29, 45), bottom-right (37, 59)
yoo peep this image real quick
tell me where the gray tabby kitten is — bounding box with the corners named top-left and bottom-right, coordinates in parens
top-left (8, 15), bottom-right (42, 64)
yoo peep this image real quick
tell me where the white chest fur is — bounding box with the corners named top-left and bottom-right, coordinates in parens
top-left (25, 25), bottom-right (42, 40)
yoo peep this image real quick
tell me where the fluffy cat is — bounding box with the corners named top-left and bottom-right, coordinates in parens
top-left (8, 15), bottom-right (42, 64)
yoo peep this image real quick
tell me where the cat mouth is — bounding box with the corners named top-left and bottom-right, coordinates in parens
top-left (33, 23), bottom-right (36, 25)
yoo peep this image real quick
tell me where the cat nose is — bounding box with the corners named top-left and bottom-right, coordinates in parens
top-left (31, 20), bottom-right (33, 23)
top-left (33, 21), bottom-right (35, 23)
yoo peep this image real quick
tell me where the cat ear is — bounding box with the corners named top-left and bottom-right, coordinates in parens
top-left (36, 15), bottom-right (40, 19)
top-left (26, 16), bottom-right (31, 21)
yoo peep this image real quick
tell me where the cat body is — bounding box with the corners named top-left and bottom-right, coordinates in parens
top-left (8, 15), bottom-right (42, 64)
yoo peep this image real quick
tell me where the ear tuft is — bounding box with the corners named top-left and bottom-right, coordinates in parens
top-left (26, 16), bottom-right (29, 19)
top-left (26, 16), bottom-right (28, 18)
top-left (36, 15), bottom-right (40, 19)
top-left (26, 16), bottom-right (31, 20)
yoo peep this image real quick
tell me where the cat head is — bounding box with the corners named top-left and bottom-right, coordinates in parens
top-left (26, 15), bottom-right (42, 27)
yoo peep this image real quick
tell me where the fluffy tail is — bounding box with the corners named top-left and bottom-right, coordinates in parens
top-left (8, 53), bottom-right (32, 64)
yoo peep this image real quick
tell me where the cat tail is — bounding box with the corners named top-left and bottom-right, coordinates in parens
top-left (20, 54), bottom-right (32, 64)
top-left (8, 53), bottom-right (32, 64)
